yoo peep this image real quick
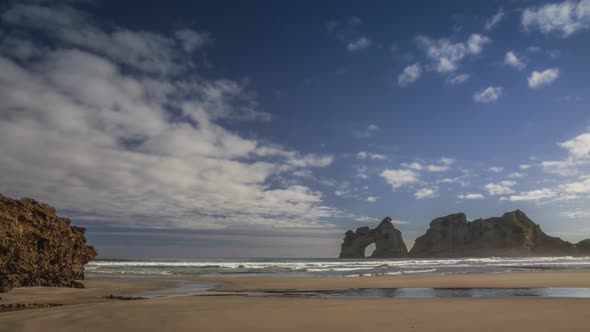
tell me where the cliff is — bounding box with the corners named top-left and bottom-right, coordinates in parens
top-left (408, 210), bottom-right (578, 258)
top-left (339, 217), bottom-right (408, 258)
top-left (0, 194), bottom-right (96, 289)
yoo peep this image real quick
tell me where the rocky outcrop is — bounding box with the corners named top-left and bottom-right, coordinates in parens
top-left (339, 217), bottom-right (408, 258)
top-left (409, 210), bottom-right (578, 258)
top-left (0, 194), bottom-right (96, 289)
top-left (577, 239), bottom-right (590, 255)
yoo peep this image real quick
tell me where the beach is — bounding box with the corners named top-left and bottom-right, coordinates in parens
top-left (2, 271), bottom-right (590, 332)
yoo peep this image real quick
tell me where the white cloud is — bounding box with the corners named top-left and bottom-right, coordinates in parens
top-left (355, 216), bottom-right (408, 225)
top-left (560, 177), bottom-right (590, 194)
top-left (489, 166), bottom-right (504, 173)
top-left (540, 132), bottom-right (590, 176)
top-left (485, 181), bottom-right (516, 195)
top-left (446, 73), bottom-right (470, 85)
top-left (292, 169), bottom-right (313, 178)
top-left (527, 46), bottom-right (542, 53)
top-left (504, 51), bottom-right (526, 70)
top-left (507, 172), bottom-right (526, 178)
top-left (174, 29), bottom-right (210, 52)
top-left (381, 169), bottom-right (419, 189)
top-left (466, 34), bottom-right (490, 54)
top-left (398, 63), bottom-right (422, 87)
top-left (541, 159), bottom-right (580, 176)
top-left (473, 86), bottom-right (504, 103)
top-left (509, 188), bottom-right (557, 201)
top-left (522, 0), bottom-right (590, 37)
top-left (485, 8), bottom-right (505, 30)
top-left (414, 187), bottom-right (438, 199)
top-left (439, 157), bottom-right (456, 165)
top-left (416, 33), bottom-right (490, 73)
top-left (520, 164), bottom-right (533, 170)
top-left (510, 133), bottom-right (590, 201)
top-left (562, 210), bottom-right (590, 218)
top-left (402, 162), bottom-right (423, 171)
top-left (347, 37), bottom-right (371, 51)
top-left (425, 164), bottom-right (450, 172)
top-left (458, 193), bottom-right (485, 200)
top-left (366, 196), bottom-right (379, 202)
top-left (1, 3), bottom-right (210, 75)
top-left (356, 151), bottom-right (386, 160)
top-left (402, 158), bottom-right (453, 173)
top-left (356, 152), bottom-right (369, 159)
top-left (354, 216), bottom-right (378, 223)
top-left (560, 133), bottom-right (590, 158)
top-left (503, 165), bottom-right (590, 202)
top-left (528, 68), bottom-right (560, 88)
top-left (335, 190), bottom-right (350, 197)
top-left (0, 33), bottom-right (45, 60)
top-left (256, 147), bottom-right (333, 167)
top-left (0, 4), bottom-right (340, 230)
top-left (436, 176), bottom-right (469, 187)
top-left (355, 124), bottom-right (379, 138)
top-left (355, 165), bottom-right (369, 179)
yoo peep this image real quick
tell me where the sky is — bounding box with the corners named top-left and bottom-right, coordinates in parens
top-left (1, 0), bottom-right (590, 258)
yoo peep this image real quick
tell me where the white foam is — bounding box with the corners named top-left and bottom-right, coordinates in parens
top-left (86, 256), bottom-right (590, 277)
top-left (402, 269), bottom-right (437, 274)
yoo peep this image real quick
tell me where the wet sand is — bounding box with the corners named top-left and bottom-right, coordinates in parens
top-left (2, 271), bottom-right (590, 332)
top-left (205, 270), bottom-right (590, 291)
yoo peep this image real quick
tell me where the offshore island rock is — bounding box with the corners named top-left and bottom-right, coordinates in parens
top-left (408, 210), bottom-right (578, 258)
top-left (339, 217), bottom-right (408, 258)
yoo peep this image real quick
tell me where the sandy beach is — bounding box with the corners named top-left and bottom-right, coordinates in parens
top-left (2, 271), bottom-right (590, 332)
top-left (207, 270), bottom-right (590, 291)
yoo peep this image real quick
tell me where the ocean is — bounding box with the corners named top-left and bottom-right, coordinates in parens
top-left (85, 256), bottom-right (590, 278)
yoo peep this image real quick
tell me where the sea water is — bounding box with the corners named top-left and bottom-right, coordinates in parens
top-left (86, 256), bottom-right (590, 278)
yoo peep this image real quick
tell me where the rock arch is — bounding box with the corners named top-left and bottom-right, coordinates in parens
top-left (339, 217), bottom-right (408, 258)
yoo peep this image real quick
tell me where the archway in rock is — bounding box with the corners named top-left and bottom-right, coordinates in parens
top-left (339, 217), bottom-right (409, 258)
top-left (364, 243), bottom-right (376, 258)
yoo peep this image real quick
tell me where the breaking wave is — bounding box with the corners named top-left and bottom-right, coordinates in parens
top-left (85, 256), bottom-right (590, 277)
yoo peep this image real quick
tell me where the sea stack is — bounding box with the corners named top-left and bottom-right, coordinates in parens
top-left (339, 216), bottom-right (408, 258)
top-left (0, 194), bottom-right (96, 289)
top-left (409, 210), bottom-right (577, 258)
top-left (577, 239), bottom-right (590, 255)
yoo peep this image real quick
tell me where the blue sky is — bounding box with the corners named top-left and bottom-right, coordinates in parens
top-left (1, 0), bottom-right (589, 257)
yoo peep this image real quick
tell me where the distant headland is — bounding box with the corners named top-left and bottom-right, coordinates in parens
top-left (340, 211), bottom-right (590, 258)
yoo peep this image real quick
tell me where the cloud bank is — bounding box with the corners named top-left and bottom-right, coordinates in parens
top-left (0, 3), bottom-right (340, 230)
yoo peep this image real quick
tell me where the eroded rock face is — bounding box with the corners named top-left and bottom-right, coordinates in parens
top-left (339, 217), bottom-right (408, 258)
top-left (409, 210), bottom-right (577, 257)
top-left (0, 194), bottom-right (96, 288)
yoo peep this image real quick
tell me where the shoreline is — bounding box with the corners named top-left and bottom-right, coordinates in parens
top-left (5, 270), bottom-right (590, 305)
top-left (2, 271), bottom-right (590, 331)
top-left (200, 270), bottom-right (590, 292)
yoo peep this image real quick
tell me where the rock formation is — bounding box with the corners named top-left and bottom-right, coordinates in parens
top-left (0, 194), bottom-right (96, 289)
top-left (339, 217), bottom-right (408, 258)
top-left (577, 239), bottom-right (590, 255)
top-left (409, 210), bottom-right (578, 257)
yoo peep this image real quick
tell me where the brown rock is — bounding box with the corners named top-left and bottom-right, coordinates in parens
top-left (339, 217), bottom-right (408, 258)
top-left (0, 194), bottom-right (97, 288)
top-left (409, 210), bottom-right (578, 257)
top-left (70, 281), bottom-right (86, 288)
top-left (577, 239), bottom-right (590, 255)
top-left (0, 279), bottom-right (13, 293)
